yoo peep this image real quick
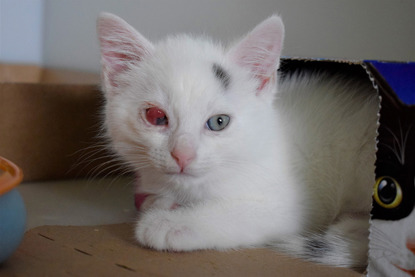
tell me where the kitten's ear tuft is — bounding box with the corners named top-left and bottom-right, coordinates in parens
top-left (97, 12), bottom-right (154, 91)
top-left (228, 15), bottom-right (284, 92)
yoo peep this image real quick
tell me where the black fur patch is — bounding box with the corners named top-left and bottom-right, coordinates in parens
top-left (305, 238), bottom-right (331, 258)
top-left (212, 63), bottom-right (231, 89)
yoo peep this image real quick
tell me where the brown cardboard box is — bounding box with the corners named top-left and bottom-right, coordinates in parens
top-left (0, 64), bottom-right (122, 181)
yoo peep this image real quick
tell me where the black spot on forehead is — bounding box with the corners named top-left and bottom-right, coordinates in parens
top-left (212, 63), bottom-right (231, 90)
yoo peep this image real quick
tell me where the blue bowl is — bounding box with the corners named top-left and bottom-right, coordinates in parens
top-left (0, 157), bottom-right (25, 264)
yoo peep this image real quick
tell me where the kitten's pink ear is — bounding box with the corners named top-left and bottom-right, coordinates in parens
top-left (97, 13), bottom-right (154, 92)
top-left (228, 15), bottom-right (284, 92)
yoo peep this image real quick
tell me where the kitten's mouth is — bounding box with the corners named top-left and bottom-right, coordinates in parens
top-left (394, 264), bottom-right (415, 276)
top-left (165, 170), bottom-right (195, 177)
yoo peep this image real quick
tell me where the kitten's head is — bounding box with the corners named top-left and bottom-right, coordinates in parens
top-left (97, 13), bottom-right (284, 184)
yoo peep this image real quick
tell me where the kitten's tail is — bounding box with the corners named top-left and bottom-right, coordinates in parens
top-left (269, 215), bottom-right (369, 272)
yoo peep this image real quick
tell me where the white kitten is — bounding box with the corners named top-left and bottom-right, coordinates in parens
top-left (97, 13), bottom-right (378, 270)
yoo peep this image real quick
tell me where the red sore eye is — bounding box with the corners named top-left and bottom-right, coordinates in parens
top-left (145, 107), bottom-right (168, 126)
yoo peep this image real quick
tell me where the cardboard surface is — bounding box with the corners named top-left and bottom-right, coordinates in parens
top-left (0, 64), bottom-right (123, 181)
top-left (1, 223), bottom-right (361, 276)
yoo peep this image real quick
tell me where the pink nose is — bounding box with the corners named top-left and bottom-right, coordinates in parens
top-left (407, 239), bottom-right (415, 255)
top-left (171, 147), bottom-right (195, 172)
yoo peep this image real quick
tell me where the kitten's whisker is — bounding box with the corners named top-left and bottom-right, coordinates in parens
top-left (370, 225), bottom-right (402, 255)
top-left (85, 161), bottom-right (123, 180)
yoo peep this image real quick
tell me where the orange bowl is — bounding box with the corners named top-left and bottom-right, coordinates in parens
top-left (0, 156), bottom-right (24, 195)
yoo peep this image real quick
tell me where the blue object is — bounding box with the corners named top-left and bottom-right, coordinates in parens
top-left (367, 61), bottom-right (415, 105)
top-left (0, 188), bottom-right (26, 263)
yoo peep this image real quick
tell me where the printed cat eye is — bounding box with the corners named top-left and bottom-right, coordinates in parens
top-left (373, 176), bottom-right (403, 209)
top-left (145, 107), bottom-right (168, 126)
top-left (206, 114), bottom-right (230, 131)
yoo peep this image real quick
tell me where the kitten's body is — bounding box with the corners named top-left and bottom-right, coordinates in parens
top-left (273, 73), bottom-right (377, 268)
top-left (98, 13), bottom-right (378, 270)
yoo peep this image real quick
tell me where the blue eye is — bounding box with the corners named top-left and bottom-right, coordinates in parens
top-left (206, 114), bottom-right (230, 131)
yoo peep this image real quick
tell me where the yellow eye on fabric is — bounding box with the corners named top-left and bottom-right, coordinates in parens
top-left (373, 176), bottom-right (403, 209)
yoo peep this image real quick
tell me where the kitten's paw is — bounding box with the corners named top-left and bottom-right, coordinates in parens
top-left (135, 210), bottom-right (198, 251)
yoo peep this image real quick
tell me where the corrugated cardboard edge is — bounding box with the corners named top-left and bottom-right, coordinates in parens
top-left (0, 64), bottom-right (43, 83)
top-left (0, 63), bottom-right (100, 84)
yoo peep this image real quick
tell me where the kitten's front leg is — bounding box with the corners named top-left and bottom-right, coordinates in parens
top-left (135, 199), bottom-right (300, 251)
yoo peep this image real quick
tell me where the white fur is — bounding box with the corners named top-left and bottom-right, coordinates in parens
top-left (97, 13), bottom-right (378, 269)
top-left (369, 210), bottom-right (415, 276)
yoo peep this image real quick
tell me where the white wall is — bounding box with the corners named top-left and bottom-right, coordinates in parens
top-left (1, 0), bottom-right (414, 71)
top-left (0, 0), bottom-right (44, 64)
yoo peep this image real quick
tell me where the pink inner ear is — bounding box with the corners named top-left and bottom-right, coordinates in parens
top-left (102, 52), bottom-right (131, 87)
top-left (102, 43), bottom-right (141, 87)
top-left (100, 37), bottom-right (147, 88)
top-left (98, 13), bottom-right (154, 90)
top-left (229, 15), bottom-right (284, 91)
top-left (257, 76), bottom-right (271, 91)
